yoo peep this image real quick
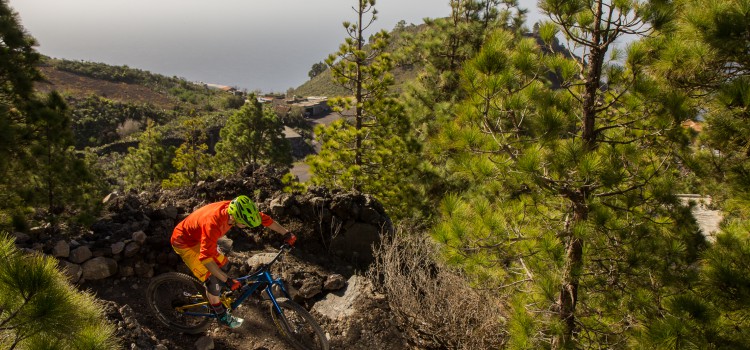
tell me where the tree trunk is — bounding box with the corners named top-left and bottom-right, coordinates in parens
top-left (581, 0), bottom-right (606, 150)
top-left (556, 237), bottom-right (583, 348)
top-left (554, 2), bottom-right (605, 341)
top-left (553, 198), bottom-right (588, 349)
top-left (353, 0), bottom-right (365, 191)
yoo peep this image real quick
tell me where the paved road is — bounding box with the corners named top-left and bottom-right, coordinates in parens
top-left (310, 111), bottom-right (345, 126)
top-left (290, 111), bottom-right (344, 183)
top-left (291, 162), bottom-right (311, 182)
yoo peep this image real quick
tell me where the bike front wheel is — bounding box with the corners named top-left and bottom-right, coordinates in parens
top-left (269, 298), bottom-right (329, 350)
top-left (146, 272), bottom-right (212, 334)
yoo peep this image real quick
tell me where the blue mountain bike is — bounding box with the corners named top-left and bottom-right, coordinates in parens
top-left (146, 245), bottom-right (329, 350)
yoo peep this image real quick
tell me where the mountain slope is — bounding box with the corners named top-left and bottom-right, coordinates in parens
top-left (292, 22), bottom-right (425, 97)
top-left (37, 64), bottom-right (178, 109)
top-left (292, 64), bottom-right (420, 98)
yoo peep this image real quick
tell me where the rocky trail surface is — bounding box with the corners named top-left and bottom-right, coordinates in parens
top-left (15, 166), bottom-right (412, 349)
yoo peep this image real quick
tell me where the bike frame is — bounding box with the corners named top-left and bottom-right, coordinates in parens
top-left (178, 248), bottom-right (291, 319)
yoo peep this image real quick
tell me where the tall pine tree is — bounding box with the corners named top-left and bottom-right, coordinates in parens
top-left (639, 0), bottom-right (750, 346)
top-left (0, 0), bottom-right (40, 172)
top-left (0, 1), bottom-right (101, 228)
top-left (26, 92), bottom-right (98, 216)
top-left (307, 0), bottom-right (424, 218)
top-left (429, 1), bottom-right (704, 347)
top-left (397, 0), bottom-right (527, 211)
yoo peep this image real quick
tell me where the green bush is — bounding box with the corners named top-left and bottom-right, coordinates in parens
top-left (222, 95), bottom-right (246, 110)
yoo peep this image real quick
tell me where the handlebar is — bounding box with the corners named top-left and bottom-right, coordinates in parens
top-left (239, 245), bottom-right (292, 281)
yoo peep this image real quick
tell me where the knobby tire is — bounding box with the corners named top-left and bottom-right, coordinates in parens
top-left (269, 298), bottom-right (329, 350)
top-left (146, 272), bottom-right (212, 334)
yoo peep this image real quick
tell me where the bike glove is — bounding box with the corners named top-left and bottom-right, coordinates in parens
top-left (284, 232), bottom-right (297, 246)
top-left (224, 278), bottom-right (242, 291)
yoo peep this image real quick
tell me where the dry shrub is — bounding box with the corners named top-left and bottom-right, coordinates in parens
top-left (368, 231), bottom-right (506, 349)
top-left (117, 118), bottom-right (142, 138)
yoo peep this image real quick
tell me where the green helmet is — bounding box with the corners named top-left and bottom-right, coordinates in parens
top-left (228, 195), bottom-right (261, 227)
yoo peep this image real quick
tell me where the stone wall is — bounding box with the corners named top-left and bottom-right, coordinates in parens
top-left (12, 167), bottom-right (393, 294)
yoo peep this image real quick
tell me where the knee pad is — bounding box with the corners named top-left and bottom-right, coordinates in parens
top-left (204, 275), bottom-right (222, 296)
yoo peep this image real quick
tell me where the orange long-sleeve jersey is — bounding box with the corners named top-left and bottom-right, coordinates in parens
top-left (170, 200), bottom-right (273, 264)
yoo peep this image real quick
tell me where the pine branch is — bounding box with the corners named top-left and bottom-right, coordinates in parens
top-left (0, 297), bottom-right (33, 329)
top-left (595, 159), bottom-right (666, 198)
top-left (499, 278), bottom-right (533, 289)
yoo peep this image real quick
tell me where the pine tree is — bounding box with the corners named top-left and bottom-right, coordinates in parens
top-left (0, 0), bottom-right (41, 176)
top-left (428, 1), bottom-right (704, 347)
top-left (655, 0), bottom-right (750, 198)
top-left (122, 120), bottom-right (173, 190)
top-left (401, 0), bottom-right (520, 124)
top-left (308, 62), bottom-right (327, 79)
top-left (0, 2), bottom-right (103, 228)
top-left (307, 0), bottom-right (424, 218)
top-left (640, 0), bottom-right (750, 346)
top-left (0, 233), bottom-right (119, 349)
top-left (214, 96), bottom-right (291, 174)
top-left (396, 1), bottom-right (526, 210)
top-left (0, 0), bottom-right (42, 228)
top-left (24, 92), bottom-right (100, 217)
top-left (162, 117), bottom-right (211, 188)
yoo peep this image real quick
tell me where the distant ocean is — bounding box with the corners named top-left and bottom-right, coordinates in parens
top-left (8, 0), bottom-right (468, 92)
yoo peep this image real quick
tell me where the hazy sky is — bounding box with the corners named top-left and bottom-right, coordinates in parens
top-left (8, 0), bottom-right (544, 92)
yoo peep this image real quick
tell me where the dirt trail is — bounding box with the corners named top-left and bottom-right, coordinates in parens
top-left (84, 250), bottom-right (319, 350)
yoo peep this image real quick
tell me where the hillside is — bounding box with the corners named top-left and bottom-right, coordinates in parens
top-left (292, 64), bottom-right (420, 97)
top-left (33, 57), bottom-right (255, 151)
top-left (292, 22), bottom-right (424, 97)
top-left (38, 57), bottom-right (236, 110)
top-left (36, 64), bottom-right (179, 110)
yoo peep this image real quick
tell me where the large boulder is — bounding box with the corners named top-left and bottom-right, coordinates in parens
top-left (195, 336), bottom-right (214, 350)
top-left (111, 241), bottom-right (126, 255)
top-left (13, 232), bottom-right (31, 244)
top-left (58, 260), bottom-right (83, 283)
top-left (313, 275), bottom-right (369, 320)
top-left (123, 242), bottom-right (141, 258)
top-left (69, 246), bottom-right (93, 264)
top-left (134, 260), bottom-right (154, 278)
top-left (297, 276), bottom-right (323, 299)
top-left (324, 274), bottom-right (347, 291)
top-left (246, 253), bottom-right (276, 268)
top-left (132, 231), bottom-right (147, 244)
top-left (52, 240), bottom-right (70, 258)
top-left (150, 205), bottom-right (178, 220)
top-left (82, 257), bottom-right (118, 280)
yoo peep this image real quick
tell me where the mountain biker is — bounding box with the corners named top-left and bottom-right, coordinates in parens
top-left (170, 195), bottom-right (297, 328)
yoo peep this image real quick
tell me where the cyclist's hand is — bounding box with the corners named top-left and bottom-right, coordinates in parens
top-left (224, 278), bottom-right (242, 291)
top-left (283, 232), bottom-right (297, 246)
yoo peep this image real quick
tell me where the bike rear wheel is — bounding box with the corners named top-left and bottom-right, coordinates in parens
top-left (146, 272), bottom-right (212, 334)
top-left (269, 298), bottom-right (329, 350)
